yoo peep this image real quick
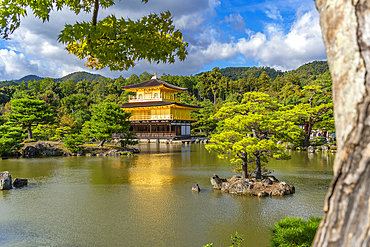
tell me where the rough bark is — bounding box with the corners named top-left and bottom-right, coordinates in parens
top-left (27, 125), bottom-right (32, 139)
top-left (242, 153), bottom-right (248, 179)
top-left (313, 0), bottom-right (370, 246)
top-left (255, 155), bottom-right (262, 180)
top-left (97, 139), bottom-right (105, 147)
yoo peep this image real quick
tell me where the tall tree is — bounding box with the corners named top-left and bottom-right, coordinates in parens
top-left (289, 83), bottom-right (333, 147)
top-left (313, 1), bottom-right (370, 246)
top-left (0, 0), bottom-right (188, 71)
top-left (199, 67), bottom-right (224, 104)
top-left (206, 92), bottom-right (302, 179)
top-left (6, 97), bottom-right (55, 139)
top-left (84, 102), bottom-right (131, 146)
top-left (0, 123), bottom-right (24, 157)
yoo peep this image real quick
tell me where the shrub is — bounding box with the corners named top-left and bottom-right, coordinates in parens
top-left (269, 217), bottom-right (321, 247)
top-left (63, 134), bottom-right (84, 153)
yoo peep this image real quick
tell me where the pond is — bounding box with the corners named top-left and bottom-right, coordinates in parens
top-left (0, 143), bottom-right (334, 247)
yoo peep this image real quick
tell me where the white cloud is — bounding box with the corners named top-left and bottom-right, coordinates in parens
top-left (0, 0), bottom-right (326, 81)
top-left (224, 14), bottom-right (245, 30)
top-left (265, 5), bottom-right (283, 21)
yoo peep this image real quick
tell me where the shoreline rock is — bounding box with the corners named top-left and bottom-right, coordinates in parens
top-left (0, 172), bottom-right (28, 190)
top-left (0, 171), bottom-right (12, 190)
top-left (211, 174), bottom-right (295, 197)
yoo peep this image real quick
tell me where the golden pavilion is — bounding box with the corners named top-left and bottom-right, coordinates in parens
top-left (121, 74), bottom-right (202, 139)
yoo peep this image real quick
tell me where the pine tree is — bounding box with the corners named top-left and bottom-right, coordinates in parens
top-left (6, 97), bottom-right (55, 139)
top-left (206, 92), bottom-right (302, 179)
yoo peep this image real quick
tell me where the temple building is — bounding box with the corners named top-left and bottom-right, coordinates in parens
top-left (121, 74), bottom-right (202, 139)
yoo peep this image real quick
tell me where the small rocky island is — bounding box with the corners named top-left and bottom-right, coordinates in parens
top-left (0, 171), bottom-right (28, 190)
top-left (211, 174), bottom-right (295, 197)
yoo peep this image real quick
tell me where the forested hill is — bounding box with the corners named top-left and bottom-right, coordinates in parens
top-left (0, 71), bottom-right (102, 87)
top-left (60, 71), bottom-right (103, 82)
top-left (219, 66), bottom-right (284, 81)
top-left (285, 61), bottom-right (329, 84)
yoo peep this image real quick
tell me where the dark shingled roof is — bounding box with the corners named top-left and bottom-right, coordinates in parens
top-left (122, 78), bottom-right (187, 91)
top-left (121, 101), bottom-right (203, 109)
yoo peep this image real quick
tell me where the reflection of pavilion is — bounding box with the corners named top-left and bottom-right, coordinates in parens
top-left (128, 152), bottom-right (176, 186)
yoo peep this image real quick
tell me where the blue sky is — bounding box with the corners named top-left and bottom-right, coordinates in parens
top-left (0, 0), bottom-right (326, 81)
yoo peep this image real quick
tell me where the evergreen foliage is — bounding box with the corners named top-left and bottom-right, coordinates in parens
top-left (84, 102), bottom-right (131, 146)
top-left (0, 123), bottom-right (24, 156)
top-left (206, 92), bottom-right (303, 179)
top-left (6, 97), bottom-right (54, 139)
top-left (63, 134), bottom-right (84, 153)
top-left (269, 217), bottom-right (322, 247)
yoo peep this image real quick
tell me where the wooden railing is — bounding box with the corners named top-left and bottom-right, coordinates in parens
top-left (129, 95), bottom-right (181, 103)
top-left (129, 114), bottom-right (196, 121)
top-left (136, 132), bottom-right (177, 138)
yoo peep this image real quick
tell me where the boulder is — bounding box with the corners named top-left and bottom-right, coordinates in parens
top-left (191, 184), bottom-right (201, 192)
top-left (321, 145), bottom-right (330, 151)
top-left (0, 171), bottom-right (12, 190)
top-left (228, 180), bottom-right (254, 194)
top-left (221, 182), bottom-right (230, 192)
top-left (258, 191), bottom-right (268, 197)
top-left (307, 146), bottom-right (316, 153)
top-left (262, 178), bottom-right (273, 186)
top-left (22, 146), bottom-right (40, 158)
top-left (44, 147), bottom-right (63, 156)
top-left (35, 142), bottom-right (52, 150)
top-left (12, 178), bottom-right (28, 188)
top-left (210, 174), bottom-right (227, 189)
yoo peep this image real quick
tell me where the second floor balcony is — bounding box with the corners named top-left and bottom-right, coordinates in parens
top-left (129, 95), bottom-right (181, 103)
top-left (129, 114), bottom-right (197, 121)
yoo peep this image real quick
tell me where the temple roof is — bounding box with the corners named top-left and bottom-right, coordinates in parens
top-left (122, 77), bottom-right (187, 92)
top-left (121, 101), bottom-right (203, 109)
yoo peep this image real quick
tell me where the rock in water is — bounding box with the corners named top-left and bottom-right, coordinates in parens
top-left (12, 178), bottom-right (28, 188)
top-left (192, 184), bottom-right (201, 192)
top-left (0, 171), bottom-right (12, 190)
top-left (210, 174), bottom-right (227, 189)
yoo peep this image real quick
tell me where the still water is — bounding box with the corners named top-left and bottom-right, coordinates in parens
top-left (0, 144), bottom-right (334, 247)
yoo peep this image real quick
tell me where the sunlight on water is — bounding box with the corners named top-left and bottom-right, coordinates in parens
top-left (0, 144), bottom-right (334, 247)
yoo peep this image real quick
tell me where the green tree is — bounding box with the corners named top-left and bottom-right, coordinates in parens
top-left (191, 99), bottom-right (217, 136)
top-left (288, 81), bottom-right (333, 147)
top-left (119, 131), bottom-right (139, 148)
top-left (199, 67), bottom-right (224, 104)
top-left (6, 97), bottom-right (55, 139)
top-left (63, 134), bottom-right (84, 153)
top-left (84, 102), bottom-right (131, 146)
top-left (1, 0), bottom-right (188, 71)
top-left (206, 92), bottom-right (302, 179)
top-left (0, 123), bottom-right (24, 157)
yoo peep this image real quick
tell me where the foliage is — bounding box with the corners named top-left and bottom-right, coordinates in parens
top-left (206, 92), bottom-right (303, 179)
top-left (199, 67), bottom-right (226, 104)
top-left (269, 217), bottom-right (322, 247)
top-left (0, 0), bottom-right (188, 71)
top-left (191, 99), bottom-right (217, 136)
top-left (0, 123), bottom-right (24, 156)
top-left (6, 97), bottom-right (55, 139)
top-left (203, 232), bottom-right (244, 247)
top-left (119, 131), bottom-right (139, 148)
top-left (84, 102), bottom-right (131, 146)
top-left (33, 124), bottom-right (57, 141)
top-left (63, 134), bottom-right (84, 153)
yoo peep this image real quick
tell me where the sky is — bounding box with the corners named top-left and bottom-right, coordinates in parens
top-left (0, 0), bottom-right (327, 81)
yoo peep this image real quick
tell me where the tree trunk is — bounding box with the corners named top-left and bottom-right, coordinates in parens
top-left (97, 139), bottom-right (105, 147)
top-left (27, 125), bottom-right (32, 139)
top-left (304, 118), bottom-right (313, 147)
top-left (255, 155), bottom-right (261, 180)
top-left (313, 1), bottom-right (370, 246)
top-left (241, 154), bottom-right (248, 179)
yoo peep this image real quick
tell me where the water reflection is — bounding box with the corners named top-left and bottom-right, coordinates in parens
top-left (0, 144), bottom-right (334, 247)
